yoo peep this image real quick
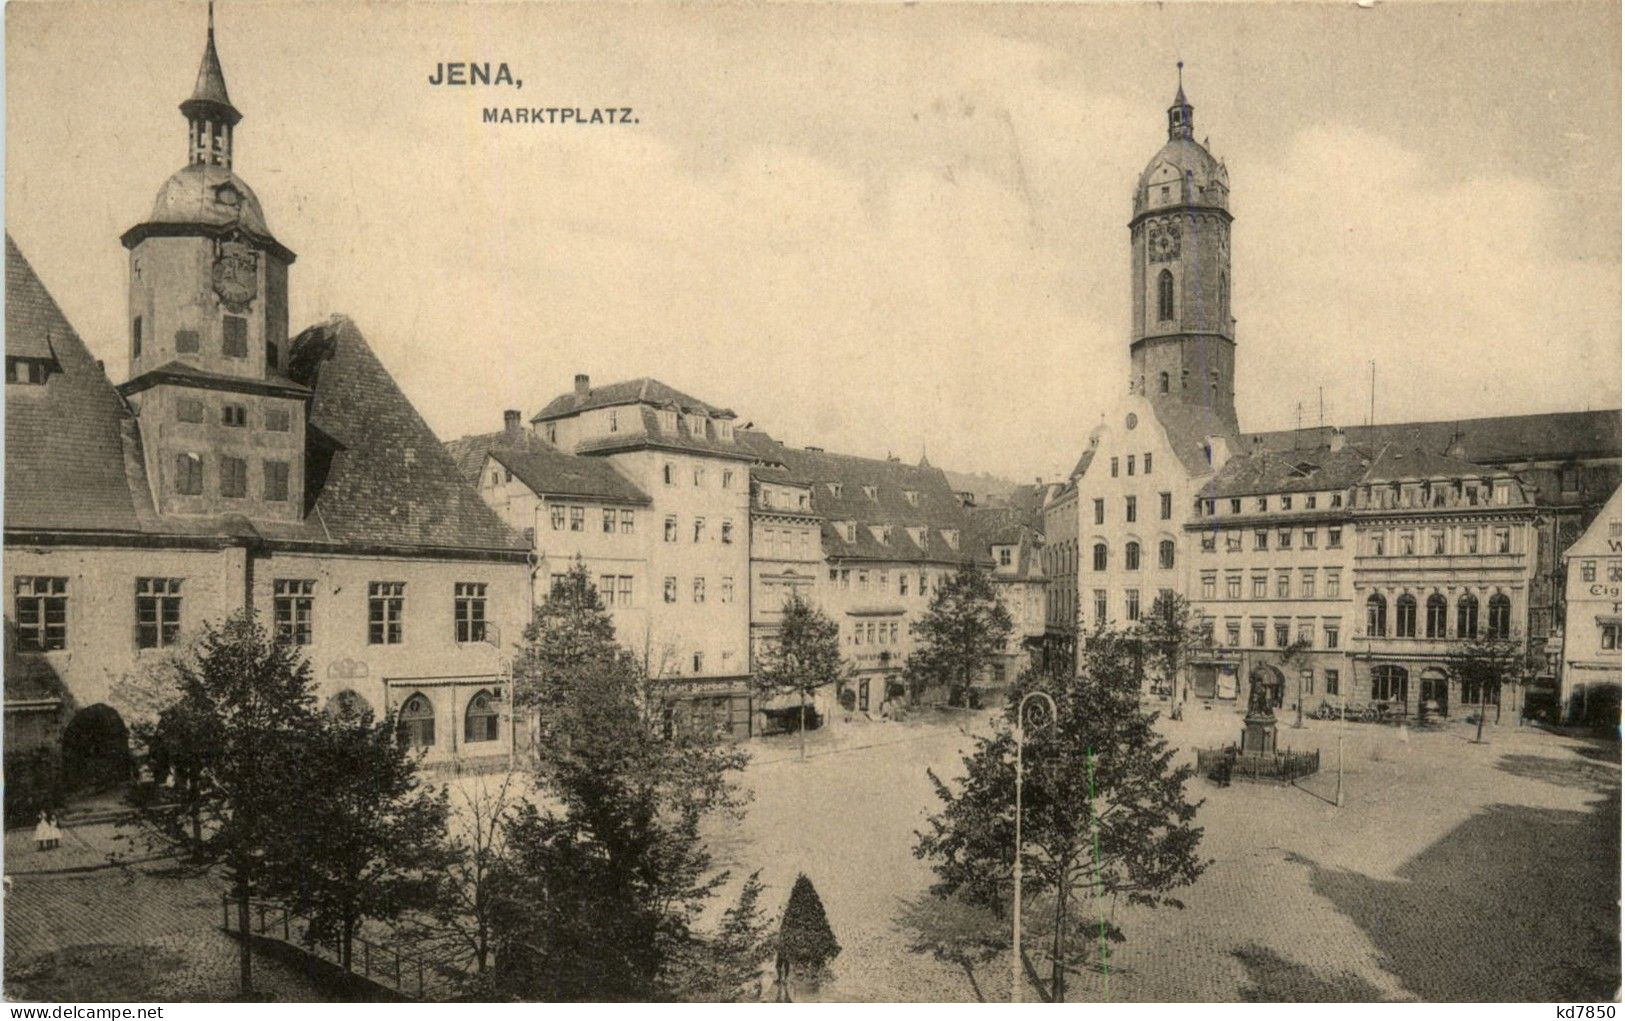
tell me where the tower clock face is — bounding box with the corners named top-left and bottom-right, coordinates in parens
top-left (212, 240), bottom-right (258, 310)
top-left (1148, 219), bottom-right (1181, 262)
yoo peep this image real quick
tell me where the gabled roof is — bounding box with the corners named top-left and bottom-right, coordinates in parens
top-left (489, 448), bottom-right (650, 505)
top-left (532, 377), bottom-right (734, 423)
top-left (118, 358), bottom-right (309, 399)
top-left (286, 317), bottom-right (527, 552)
top-left (1149, 399), bottom-right (1242, 477)
top-left (443, 428), bottom-right (552, 486)
top-left (1359, 444), bottom-right (1501, 484)
top-left (1246, 410), bottom-right (1621, 467)
top-left (5, 236), bottom-right (145, 533)
top-left (1202, 443), bottom-right (1373, 498)
top-left (966, 505), bottom-right (1045, 580)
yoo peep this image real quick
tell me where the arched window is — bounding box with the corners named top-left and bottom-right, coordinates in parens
top-left (1125, 541), bottom-right (1141, 571)
top-left (464, 690), bottom-right (500, 743)
top-left (396, 693), bottom-right (435, 750)
top-left (1158, 540), bottom-right (1175, 570)
top-left (1366, 593), bottom-right (1387, 637)
top-left (325, 689), bottom-right (372, 722)
top-left (1425, 594), bottom-right (1448, 638)
top-left (1488, 593), bottom-right (1512, 639)
top-left (1092, 543), bottom-right (1108, 572)
top-left (1395, 594), bottom-right (1417, 638)
top-left (1457, 594), bottom-right (1479, 639)
top-left (1158, 371), bottom-right (1170, 394)
top-left (1371, 665), bottom-right (1408, 703)
top-left (1157, 269), bottom-right (1175, 321)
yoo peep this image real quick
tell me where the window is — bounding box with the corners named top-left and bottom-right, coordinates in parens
top-left (1126, 496), bottom-right (1137, 522)
top-left (1301, 668), bottom-right (1315, 695)
top-left (721, 520), bottom-right (734, 545)
top-left (1324, 625), bottom-right (1340, 651)
top-left (722, 470), bottom-right (734, 489)
top-left (569, 506), bottom-right (584, 532)
top-left (1281, 495), bottom-right (1293, 511)
top-left (1493, 527), bottom-right (1511, 554)
top-left (1301, 570), bottom-right (1316, 598)
top-left (368, 582), bottom-right (405, 645)
top-left (1226, 574), bottom-right (1242, 599)
top-left (1602, 622), bottom-right (1620, 651)
top-left (1226, 621), bottom-right (1241, 646)
top-left (1326, 570), bottom-right (1341, 599)
top-left (693, 518), bottom-right (706, 543)
top-left (1094, 499), bottom-right (1105, 525)
top-left (1278, 528), bottom-right (1292, 550)
top-left (1366, 594), bottom-right (1387, 637)
top-left (1457, 594), bottom-right (1480, 638)
top-left (1371, 665), bottom-right (1408, 703)
top-left (1159, 492), bottom-right (1171, 519)
top-left (608, 410), bottom-right (620, 433)
top-left (6, 358), bottom-right (49, 384)
top-left (1159, 540), bottom-right (1175, 570)
top-left (1145, 453), bottom-right (1154, 474)
top-left (1430, 530), bottom-right (1446, 556)
top-left (265, 406), bottom-right (291, 432)
top-left (1254, 529), bottom-right (1268, 551)
top-left (600, 574), bottom-right (618, 606)
top-left (220, 456), bottom-right (247, 498)
top-left (603, 508), bottom-right (616, 533)
top-left (1201, 572), bottom-right (1216, 599)
top-left (272, 579), bottom-right (314, 645)
top-left (618, 509), bottom-right (634, 534)
top-left (266, 339), bottom-right (279, 369)
top-left (1125, 542), bottom-right (1141, 571)
top-left (1251, 621), bottom-right (1266, 647)
top-left (175, 452), bottom-right (204, 495)
top-left (664, 577), bottom-right (677, 603)
top-left (693, 577), bottom-right (706, 603)
top-left (1463, 528), bottom-right (1479, 554)
top-left (263, 460), bottom-right (289, 502)
top-left (1111, 457), bottom-right (1119, 478)
top-left (694, 467), bottom-right (705, 487)
top-left (14, 576), bottom-right (67, 651)
top-left (132, 315), bottom-right (143, 358)
top-left (1125, 590), bottom-right (1141, 622)
top-left (1583, 560), bottom-right (1598, 583)
top-left (464, 691), bottom-right (500, 743)
top-left (1324, 668), bottom-right (1340, 696)
top-left (1127, 455), bottom-right (1137, 477)
top-left (1157, 268), bottom-right (1175, 320)
top-left (176, 398), bottom-right (205, 423)
top-left (1158, 372), bottom-right (1169, 394)
top-left (1093, 543), bottom-right (1108, 571)
top-left (1369, 533), bottom-right (1386, 556)
top-left (1395, 594), bottom-right (1417, 637)
top-left (397, 693), bottom-right (435, 749)
top-left (1094, 590), bottom-right (1108, 626)
top-left (221, 403), bottom-right (247, 427)
top-left (664, 516), bottom-right (677, 542)
top-left (1226, 532), bottom-right (1242, 553)
top-left (222, 314), bottom-right (248, 358)
top-left (1230, 499), bottom-right (1242, 515)
top-left (900, 574), bottom-right (909, 596)
top-left (999, 547), bottom-right (1012, 567)
top-left (1276, 571), bottom-right (1291, 598)
top-left (1613, 563), bottom-right (1623, 583)
top-left (1425, 594), bottom-right (1447, 638)
top-left (1328, 526), bottom-right (1342, 549)
top-left (663, 463), bottom-right (675, 485)
top-left (721, 577), bottom-right (735, 604)
top-left (1561, 465), bottom-right (1581, 493)
top-left (135, 578), bottom-right (183, 649)
top-left (1257, 497), bottom-right (1268, 513)
top-left (1200, 532), bottom-right (1217, 553)
top-left (546, 506), bottom-right (563, 531)
top-left (1302, 528), bottom-right (1317, 549)
top-left (454, 582), bottom-right (487, 643)
top-left (1488, 593), bottom-right (1512, 639)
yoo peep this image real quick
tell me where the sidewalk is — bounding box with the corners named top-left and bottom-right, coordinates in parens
top-left (747, 705), bottom-right (997, 767)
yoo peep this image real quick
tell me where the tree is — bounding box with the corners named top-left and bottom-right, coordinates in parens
top-left (124, 612), bottom-right (318, 997)
top-left (1275, 636), bottom-right (1314, 728)
top-left (494, 561), bottom-right (757, 1000)
top-left (1133, 592), bottom-right (1208, 721)
top-left (914, 629), bottom-right (1209, 1002)
top-left (1449, 633), bottom-right (1533, 743)
top-left (671, 872), bottom-right (777, 1002)
top-left (907, 564), bottom-right (1013, 706)
top-left (262, 702), bottom-right (451, 972)
top-left (755, 594), bottom-right (846, 757)
top-left (776, 873), bottom-right (841, 992)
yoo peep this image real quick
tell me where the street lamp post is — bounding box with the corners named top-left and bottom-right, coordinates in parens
top-left (1011, 689), bottom-right (1057, 1004)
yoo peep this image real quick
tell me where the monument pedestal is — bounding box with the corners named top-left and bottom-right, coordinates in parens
top-left (1240, 711), bottom-right (1277, 756)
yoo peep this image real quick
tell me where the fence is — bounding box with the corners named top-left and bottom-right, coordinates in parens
top-left (219, 894), bottom-right (464, 1001)
top-left (1196, 746), bottom-right (1321, 785)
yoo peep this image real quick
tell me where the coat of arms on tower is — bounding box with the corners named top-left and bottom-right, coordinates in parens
top-left (1148, 218), bottom-right (1181, 262)
top-left (212, 238), bottom-right (258, 312)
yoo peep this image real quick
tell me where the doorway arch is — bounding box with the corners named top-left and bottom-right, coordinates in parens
top-left (61, 703), bottom-right (132, 792)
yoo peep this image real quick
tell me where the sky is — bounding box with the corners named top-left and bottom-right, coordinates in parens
top-left (6, 1), bottom-right (1621, 481)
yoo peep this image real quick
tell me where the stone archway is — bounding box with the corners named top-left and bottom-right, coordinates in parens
top-left (60, 703), bottom-right (133, 792)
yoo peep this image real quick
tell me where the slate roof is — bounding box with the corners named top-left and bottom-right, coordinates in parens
top-left (570, 403), bottom-right (757, 461)
top-left (1201, 443), bottom-right (1374, 498)
top-left (1246, 411), bottom-right (1621, 467)
top-left (443, 428), bottom-right (551, 486)
top-left (1359, 444), bottom-right (1503, 484)
top-left (285, 317), bottom-right (527, 552)
top-left (489, 448), bottom-right (650, 505)
top-left (5, 236), bottom-right (144, 533)
top-left (532, 377), bottom-right (735, 422)
top-left (967, 506), bottom-right (1045, 579)
top-left (1149, 399), bottom-right (1243, 477)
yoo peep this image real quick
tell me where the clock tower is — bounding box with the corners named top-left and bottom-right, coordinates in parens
top-left (117, 4), bottom-right (307, 522)
top-left (1128, 66), bottom-right (1237, 428)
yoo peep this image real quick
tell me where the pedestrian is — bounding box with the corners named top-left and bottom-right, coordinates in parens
top-left (33, 810), bottom-right (50, 851)
top-left (45, 810), bottom-right (62, 850)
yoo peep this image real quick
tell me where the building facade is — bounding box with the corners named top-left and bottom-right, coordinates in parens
top-left (1558, 487), bottom-right (1622, 724)
top-left (5, 14), bottom-right (531, 776)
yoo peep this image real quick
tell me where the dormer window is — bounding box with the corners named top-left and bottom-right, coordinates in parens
top-left (841, 522), bottom-right (857, 543)
top-left (658, 409), bottom-right (678, 433)
top-left (862, 485), bottom-right (878, 501)
top-left (717, 420), bottom-right (734, 442)
top-left (608, 409), bottom-right (619, 433)
top-left (943, 529), bottom-right (960, 550)
top-left (903, 490), bottom-right (919, 507)
top-left (687, 413), bottom-right (707, 436)
top-left (5, 357), bottom-right (51, 385)
top-left (829, 483), bottom-right (843, 498)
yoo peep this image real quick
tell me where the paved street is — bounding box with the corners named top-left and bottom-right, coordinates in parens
top-left (709, 706), bottom-right (1621, 1002)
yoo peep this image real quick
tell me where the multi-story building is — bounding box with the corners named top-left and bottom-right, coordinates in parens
top-left (1186, 438), bottom-right (1367, 706)
top-left (745, 461), bottom-right (823, 730)
top-left (1557, 487), bottom-right (1620, 724)
top-left (4, 14), bottom-right (531, 775)
top-left (1041, 477), bottom-right (1081, 667)
top-left (968, 506), bottom-right (1047, 684)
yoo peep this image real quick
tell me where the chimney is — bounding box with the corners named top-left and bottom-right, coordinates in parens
top-left (1329, 429), bottom-right (1347, 453)
top-left (503, 409), bottom-right (522, 444)
top-left (574, 373), bottom-right (590, 397)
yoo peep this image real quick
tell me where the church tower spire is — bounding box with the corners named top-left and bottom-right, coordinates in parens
top-left (180, 2), bottom-right (242, 168)
top-left (1168, 61), bottom-right (1193, 140)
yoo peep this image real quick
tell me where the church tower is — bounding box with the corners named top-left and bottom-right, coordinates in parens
top-left (1128, 65), bottom-right (1237, 428)
top-left (117, 4), bottom-right (306, 522)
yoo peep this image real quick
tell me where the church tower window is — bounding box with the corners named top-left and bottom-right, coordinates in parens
top-left (1157, 269), bottom-right (1174, 321)
top-left (1158, 371), bottom-right (1169, 394)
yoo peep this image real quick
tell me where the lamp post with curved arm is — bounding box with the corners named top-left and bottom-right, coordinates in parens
top-left (1011, 689), bottom-right (1057, 1003)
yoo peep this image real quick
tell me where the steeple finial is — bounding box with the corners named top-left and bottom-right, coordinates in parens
top-left (181, 2), bottom-right (241, 167)
top-left (1167, 61), bottom-right (1193, 140)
